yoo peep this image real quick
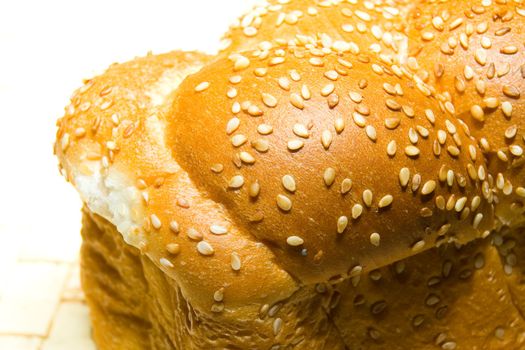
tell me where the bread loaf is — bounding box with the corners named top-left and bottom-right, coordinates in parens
top-left (54, 1), bottom-right (525, 348)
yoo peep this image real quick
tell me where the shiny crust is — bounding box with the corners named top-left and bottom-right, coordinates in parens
top-left (53, 0), bottom-right (525, 348)
top-left (406, 0), bottom-right (525, 227)
top-left (171, 49), bottom-right (493, 284)
top-left (221, 0), bottom-right (410, 61)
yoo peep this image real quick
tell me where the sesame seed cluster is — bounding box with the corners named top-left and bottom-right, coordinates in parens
top-left (55, 0), bottom-right (525, 348)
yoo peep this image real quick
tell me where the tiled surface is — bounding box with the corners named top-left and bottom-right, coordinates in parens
top-left (0, 1), bottom-right (258, 349)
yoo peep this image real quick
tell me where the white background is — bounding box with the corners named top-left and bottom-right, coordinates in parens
top-left (0, 1), bottom-right (258, 348)
top-left (0, 0), bottom-right (259, 244)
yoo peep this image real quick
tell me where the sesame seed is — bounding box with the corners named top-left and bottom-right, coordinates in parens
top-left (321, 84), bottom-right (335, 97)
top-left (290, 93), bottom-right (304, 109)
top-left (150, 214), bottom-right (162, 229)
top-left (378, 195), bottom-right (393, 208)
top-left (273, 318), bottom-right (282, 335)
top-left (249, 181), bottom-right (260, 198)
top-left (365, 125), bottom-right (377, 141)
top-left (254, 67), bottom-right (267, 77)
top-left (231, 252), bottom-right (241, 271)
top-left (470, 105), bottom-right (484, 122)
top-left (323, 167), bottom-right (336, 187)
top-left (405, 145), bottom-right (420, 157)
top-left (286, 235), bottom-right (304, 246)
top-left (211, 163), bottom-right (224, 173)
top-left (282, 175), bottom-right (296, 192)
top-left (501, 45), bottom-right (518, 54)
top-left (455, 197), bottom-right (468, 212)
top-left (278, 77), bottom-right (291, 91)
top-left (248, 105), bottom-right (263, 116)
top-left (516, 187), bottom-right (525, 198)
top-left (293, 123), bottom-right (309, 138)
top-left (421, 180), bottom-right (437, 195)
top-left (447, 146), bottom-right (460, 157)
top-left (321, 130), bottom-right (333, 149)
top-left (484, 97), bottom-right (499, 108)
top-left (290, 70), bottom-right (301, 81)
top-left (233, 55), bottom-right (250, 71)
top-left (370, 232), bottom-right (381, 246)
top-left (432, 16), bottom-right (444, 31)
top-left (262, 93), bottom-right (277, 108)
top-left (187, 228), bottom-right (203, 241)
top-left (503, 85), bottom-right (520, 98)
top-left (309, 57), bottom-right (324, 66)
top-left (276, 194), bottom-right (292, 211)
top-left (169, 220), bottom-right (180, 234)
top-left (386, 99), bottom-right (401, 111)
top-left (210, 225), bottom-right (228, 235)
top-left (252, 139), bottom-right (269, 153)
top-left (301, 84), bottom-right (311, 100)
top-left (352, 204), bottom-right (363, 219)
top-left (335, 118), bottom-right (345, 133)
top-left (399, 168), bottom-right (410, 187)
top-left (341, 178), bottom-right (352, 194)
top-left (287, 139), bottom-right (304, 151)
top-left (213, 288), bottom-right (224, 302)
top-left (349, 91), bottom-right (363, 103)
top-left (166, 243), bottom-right (180, 255)
top-left (231, 134), bottom-right (247, 147)
top-left (363, 189), bottom-right (373, 207)
top-left (509, 145), bottom-right (523, 157)
top-left (382, 141), bottom-right (395, 158)
top-left (228, 175), bottom-right (244, 189)
top-left (160, 258), bottom-right (174, 268)
top-left (194, 82), bottom-right (210, 92)
top-left (324, 70), bottom-right (338, 81)
top-left (353, 112), bottom-right (366, 127)
top-left (425, 294), bottom-right (440, 306)
top-left (257, 124), bottom-right (273, 135)
top-left (411, 240), bottom-right (425, 252)
top-left (384, 118), bottom-right (400, 129)
top-left (197, 241), bottom-right (214, 256)
top-left (226, 117), bottom-right (240, 135)
top-left (475, 48), bottom-right (487, 65)
top-left (473, 213), bottom-right (483, 229)
top-left (337, 216), bottom-right (348, 233)
top-left (502, 102), bottom-right (513, 118)
top-left (239, 151), bottom-right (255, 164)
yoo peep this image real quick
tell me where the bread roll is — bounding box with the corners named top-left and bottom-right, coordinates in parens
top-left (54, 1), bottom-right (525, 348)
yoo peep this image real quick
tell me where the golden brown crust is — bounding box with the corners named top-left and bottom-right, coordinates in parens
top-left (330, 237), bottom-right (525, 349)
top-left (171, 47), bottom-right (493, 284)
top-left (222, 0), bottom-right (410, 61)
top-left (53, 2), bottom-right (525, 348)
top-left (406, 0), bottom-right (525, 228)
top-left (55, 50), bottom-right (299, 314)
top-left (82, 209), bottom-right (348, 349)
top-left (82, 209), bottom-right (525, 349)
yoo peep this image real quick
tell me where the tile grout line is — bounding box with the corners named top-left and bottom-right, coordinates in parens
top-left (37, 263), bottom-right (76, 350)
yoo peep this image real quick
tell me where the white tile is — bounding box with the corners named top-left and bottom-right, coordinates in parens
top-left (0, 335), bottom-right (41, 350)
top-left (0, 262), bottom-right (68, 336)
top-left (41, 302), bottom-right (95, 350)
top-left (61, 263), bottom-right (85, 301)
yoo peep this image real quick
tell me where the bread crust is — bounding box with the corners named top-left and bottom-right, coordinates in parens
top-left (406, 0), bottom-right (525, 228)
top-left (53, 1), bottom-right (525, 348)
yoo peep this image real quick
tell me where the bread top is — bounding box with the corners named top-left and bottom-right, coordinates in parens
top-left (170, 46), bottom-right (494, 284)
top-left (221, 0), bottom-right (410, 63)
top-left (406, 0), bottom-right (525, 227)
top-left (55, 51), bottom-right (300, 312)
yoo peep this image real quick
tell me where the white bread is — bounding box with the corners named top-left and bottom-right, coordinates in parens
top-left (54, 1), bottom-right (525, 348)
